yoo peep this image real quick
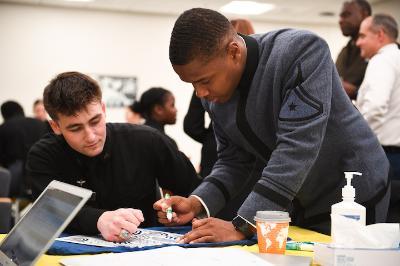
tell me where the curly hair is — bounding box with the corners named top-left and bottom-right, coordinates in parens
top-left (43, 72), bottom-right (102, 120)
top-left (169, 8), bottom-right (234, 65)
top-left (354, 0), bottom-right (372, 16)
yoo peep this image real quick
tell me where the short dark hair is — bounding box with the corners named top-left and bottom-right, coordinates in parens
top-left (169, 8), bottom-right (234, 65)
top-left (33, 99), bottom-right (43, 107)
top-left (353, 0), bottom-right (372, 16)
top-left (1, 100), bottom-right (24, 121)
top-left (131, 87), bottom-right (171, 119)
top-left (43, 72), bottom-right (102, 120)
top-left (371, 14), bottom-right (398, 40)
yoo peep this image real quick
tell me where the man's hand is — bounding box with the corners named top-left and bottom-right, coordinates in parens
top-left (153, 195), bottom-right (202, 226)
top-left (97, 208), bottom-right (144, 242)
top-left (341, 80), bottom-right (357, 99)
top-left (178, 217), bottom-right (246, 244)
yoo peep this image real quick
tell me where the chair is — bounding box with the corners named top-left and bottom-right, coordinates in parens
top-left (0, 167), bottom-right (12, 233)
top-left (0, 167), bottom-right (11, 197)
top-left (7, 159), bottom-right (33, 224)
top-left (8, 159), bottom-right (25, 197)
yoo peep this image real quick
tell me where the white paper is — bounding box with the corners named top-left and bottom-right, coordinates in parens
top-left (331, 214), bottom-right (400, 248)
top-left (60, 246), bottom-right (273, 266)
top-left (56, 228), bottom-right (182, 248)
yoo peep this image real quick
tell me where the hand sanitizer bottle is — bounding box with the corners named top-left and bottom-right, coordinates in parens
top-left (331, 172), bottom-right (366, 237)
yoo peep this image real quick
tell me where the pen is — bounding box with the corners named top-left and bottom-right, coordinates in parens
top-left (165, 193), bottom-right (173, 222)
top-left (286, 241), bottom-right (315, 252)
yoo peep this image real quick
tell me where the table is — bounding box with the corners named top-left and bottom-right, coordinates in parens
top-left (1, 226), bottom-right (331, 265)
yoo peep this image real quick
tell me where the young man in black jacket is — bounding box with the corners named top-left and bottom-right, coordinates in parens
top-left (26, 72), bottom-right (200, 242)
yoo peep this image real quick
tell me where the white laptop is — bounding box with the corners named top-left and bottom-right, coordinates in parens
top-left (0, 180), bottom-right (92, 266)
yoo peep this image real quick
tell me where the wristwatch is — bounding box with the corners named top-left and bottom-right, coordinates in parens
top-left (231, 215), bottom-right (256, 239)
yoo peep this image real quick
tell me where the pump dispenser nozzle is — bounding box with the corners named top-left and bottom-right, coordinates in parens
top-left (331, 171), bottom-right (366, 239)
top-left (343, 172), bottom-right (362, 200)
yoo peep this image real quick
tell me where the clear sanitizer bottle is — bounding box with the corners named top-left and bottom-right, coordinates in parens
top-left (331, 172), bottom-right (366, 237)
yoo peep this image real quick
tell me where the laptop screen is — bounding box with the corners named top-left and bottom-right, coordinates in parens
top-left (0, 181), bottom-right (91, 266)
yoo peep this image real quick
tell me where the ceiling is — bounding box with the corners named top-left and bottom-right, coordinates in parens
top-left (0, 0), bottom-right (398, 25)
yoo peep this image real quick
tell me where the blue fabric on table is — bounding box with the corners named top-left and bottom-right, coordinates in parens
top-left (47, 226), bottom-right (257, 255)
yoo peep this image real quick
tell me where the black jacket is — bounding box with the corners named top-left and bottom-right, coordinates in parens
top-left (0, 116), bottom-right (47, 168)
top-left (144, 118), bottom-right (178, 149)
top-left (183, 92), bottom-right (217, 177)
top-left (0, 116), bottom-right (48, 196)
top-left (27, 123), bottom-right (200, 234)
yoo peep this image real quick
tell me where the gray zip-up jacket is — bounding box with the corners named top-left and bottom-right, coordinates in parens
top-left (191, 29), bottom-right (389, 229)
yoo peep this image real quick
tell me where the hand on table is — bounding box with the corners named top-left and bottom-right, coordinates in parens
top-left (97, 208), bottom-right (144, 242)
top-left (178, 217), bottom-right (245, 244)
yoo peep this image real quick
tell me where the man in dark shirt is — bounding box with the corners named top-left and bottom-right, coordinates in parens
top-left (336, 0), bottom-right (371, 99)
top-left (0, 101), bottom-right (47, 196)
top-left (26, 72), bottom-right (200, 242)
top-left (183, 91), bottom-right (217, 178)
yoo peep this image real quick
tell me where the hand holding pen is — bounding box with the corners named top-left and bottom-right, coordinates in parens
top-left (164, 193), bottom-right (173, 222)
top-left (153, 195), bottom-right (200, 225)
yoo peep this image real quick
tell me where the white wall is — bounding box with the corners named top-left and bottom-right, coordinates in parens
top-left (0, 3), bottom-right (347, 167)
top-left (253, 21), bottom-right (347, 60)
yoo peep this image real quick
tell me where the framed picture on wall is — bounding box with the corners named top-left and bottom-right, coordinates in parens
top-left (92, 74), bottom-right (138, 108)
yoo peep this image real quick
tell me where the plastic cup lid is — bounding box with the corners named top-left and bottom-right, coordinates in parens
top-left (254, 211), bottom-right (291, 222)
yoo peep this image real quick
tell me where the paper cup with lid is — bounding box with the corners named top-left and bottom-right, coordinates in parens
top-left (254, 211), bottom-right (291, 254)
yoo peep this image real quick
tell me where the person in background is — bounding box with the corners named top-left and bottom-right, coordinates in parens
top-left (336, 0), bottom-right (371, 99)
top-left (33, 98), bottom-right (53, 132)
top-left (131, 87), bottom-right (178, 148)
top-left (355, 14), bottom-right (400, 221)
top-left (26, 72), bottom-right (200, 242)
top-left (154, 8), bottom-right (390, 243)
top-left (125, 104), bottom-right (144, 125)
top-left (32, 99), bottom-right (47, 121)
top-left (184, 92), bottom-right (217, 178)
top-left (230, 19), bottom-right (255, 36)
top-left (0, 101), bottom-right (47, 196)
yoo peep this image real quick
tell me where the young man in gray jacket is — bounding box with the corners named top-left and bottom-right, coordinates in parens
top-left (154, 8), bottom-right (390, 242)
